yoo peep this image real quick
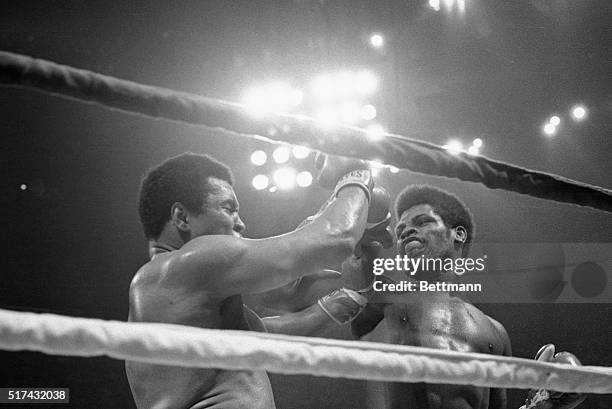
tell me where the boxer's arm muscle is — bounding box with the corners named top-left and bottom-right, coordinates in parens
top-left (262, 304), bottom-right (338, 336)
top-left (166, 187), bottom-right (368, 296)
top-left (489, 319), bottom-right (512, 409)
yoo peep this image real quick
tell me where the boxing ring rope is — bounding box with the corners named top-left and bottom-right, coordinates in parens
top-left (1, 308), bottom-right (611, 393)
top-left (1, 51), bottom-right (611, 213)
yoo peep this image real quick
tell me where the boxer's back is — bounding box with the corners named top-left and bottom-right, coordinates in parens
top-left (126, 254), bottom-right (275, 409)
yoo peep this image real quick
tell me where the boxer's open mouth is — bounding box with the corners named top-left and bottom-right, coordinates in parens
top-left (403, 237), bottom-right (424, 252)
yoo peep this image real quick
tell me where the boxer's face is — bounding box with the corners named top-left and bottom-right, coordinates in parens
top-left (187, 177), bottom-right (246, 238)
top-left (395, 204), bottom-right (458, 261)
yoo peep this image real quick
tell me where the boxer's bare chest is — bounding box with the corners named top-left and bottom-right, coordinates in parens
top-left (364, 298), bottom-right (500, 409)
top-left (382, 296), bottom-right (499, 354)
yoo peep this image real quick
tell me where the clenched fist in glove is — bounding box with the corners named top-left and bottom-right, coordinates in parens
top-left (520, 344), bottom-right (586, 409)
top-left (358, 185), bottom-right (394, 253)
top-left (315, 152), bottom-right (373, 201)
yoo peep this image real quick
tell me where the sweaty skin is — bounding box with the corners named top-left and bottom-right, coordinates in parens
top-left (353, 204), bottom-right (511, 409)
top-left (359, 293), bottom-right (510, 409)
top-left (126, 177), bottom-right (369, 409)
top-left (127, 256), bottom-right (274, 409)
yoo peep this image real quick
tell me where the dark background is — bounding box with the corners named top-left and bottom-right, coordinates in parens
top-left (1, 1), bottom-right (611, 408)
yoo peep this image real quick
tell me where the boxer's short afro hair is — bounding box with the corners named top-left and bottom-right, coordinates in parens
top-left (138, 152), bottom-right (234, 240)
top-left (394, 185), bottom-right (475, 255)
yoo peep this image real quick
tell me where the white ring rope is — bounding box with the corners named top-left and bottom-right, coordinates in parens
top-left (1, 309), bottom-right (611, 393)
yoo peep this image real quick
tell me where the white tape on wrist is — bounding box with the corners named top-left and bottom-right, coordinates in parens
top-left (333, 170), bottom-right (372, 202)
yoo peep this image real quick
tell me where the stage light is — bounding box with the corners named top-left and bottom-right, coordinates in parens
top-left (361, 104), bottom-right (377, 121)
top-left (549, 115), bottom-right (561, 126)
top-left (389, 166), bottom-right (399, 174)
top-left (355, 70), bottom-right (378, 95)
top-left (315, 106), bottom-right (339, 127)
top-left (336, 71), bottom-right (356, 98)
top-left (444, 140), bottom-right (463, 155)
top-left (292, 146), bottom-right (310, 159)
top-left (269, 186), bottom-right (278, 193)
top-left (274, 167), bottom-right (297, 190)
top-left (571, 105), bottom-right (587, 121)
top-left (252, 175), bottom-right (269, 190)
top-left (340, 102), bottom-right (361, 124)
top-left (272, 147), bottom-right (290, 164)
top-left (242, 82), bottom-right (302, 116)
top-left (457, 0), bottom-right (465, 12)
top-left (20, 184), bottom-right (27, 191)
top-left (366, 124), bottom-right (385, 141)
top-left (250, 150), bottom-right (267, 166)
top-left (296, 171), bottom-right (313, 187)
top-left (311, 75), bottom-right (335, 100)
top-left (543, 123), bottom-right (557, 136)
top-left (243, 86), bottom-right (267, 117)
top-left (429, 0), bottom-right (441, 11)
top-left (369, 33), bottom-right (384, 49)
top-left (472, 138), bottom-right (483, 148)
top-left (289, 89), bottom-right (304, 107)
top-left (467, 146), bottom-right (479, 155)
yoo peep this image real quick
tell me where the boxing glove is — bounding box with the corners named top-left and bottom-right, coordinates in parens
top-left (521, 344), bottom-right (586, 409)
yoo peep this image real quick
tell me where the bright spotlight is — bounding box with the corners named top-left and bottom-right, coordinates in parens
top-left (274, 167), bottom-right (297, 190)
top-left (20, 184), bottom-right (27, 191)
top-left (549, 115), bottom-right (561, 126)
top-left (389, 166), bottom-right (399, 174)
top-left (429, 0), bottom-right (441, 11)
top-left (335, 71), bottom-right (356, 98)
top-left (361, 104), bottom-right (377, 121)
top-left (543, 123), bottom-right (557, 137)
top-left (467, 146), bottom-right (479, 156)
top-left (272, 147), bottom-right (290, 164)
top-left (571, 105), bottom-right (587, 121)
top-left (243, 86), bottom-right (267, 117)
top-left (355, 70), bottom-right (378, 95)
top-left (472, 138), bottom-right (483, 148)
top-left (292, 145), bottom-right (310, 159)
top-left (296, 171), bottom-right (313, 187)
top-left (250, 150), bottom-right (267, 166)
top-left (289, 90), bottom-right (304, 107)
top-left (315, 106), bottom-right (339, 128)
top-left (444, 140), bottom-right (463, 155)
top-left (366, 124), bottom-right (385, 141)
top-left (311, 75), bottom-right (335, 100)
top-left (252, 174), bottom-right (269, 190)
top-left (340, 102), bottom-right (361, 124)
top-left (369, 33), bottom-right (384, 49)
top-left (243, 82), bottom-right (302, 116)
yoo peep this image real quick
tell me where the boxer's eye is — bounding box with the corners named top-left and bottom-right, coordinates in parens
top-left (222, 206), bottom-right (236, 214)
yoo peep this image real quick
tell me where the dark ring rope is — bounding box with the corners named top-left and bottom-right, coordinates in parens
top-left (1, 51), bottom-right (610, 213)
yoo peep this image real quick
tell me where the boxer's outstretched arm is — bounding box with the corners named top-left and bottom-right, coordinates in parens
top-left (262, 304), bottom-right (339, 336)
top-left (164, 187), bottom-right (368, 296)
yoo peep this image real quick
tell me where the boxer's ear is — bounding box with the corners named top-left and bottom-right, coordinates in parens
top-left (453, 226), bottom-right (467, 244)
top-left (171, 202), bottom-right (190, 231)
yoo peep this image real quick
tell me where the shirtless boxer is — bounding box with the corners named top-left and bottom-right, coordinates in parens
top-left (125, 152), bottom-right (386, 409)
top-left (351, 185), bottom-right (585, 409)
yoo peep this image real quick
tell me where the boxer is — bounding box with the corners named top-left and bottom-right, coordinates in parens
top-left (351, 184), bottom-right (585, 409)
top-left (125, 152), bottom-right (388, 409)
